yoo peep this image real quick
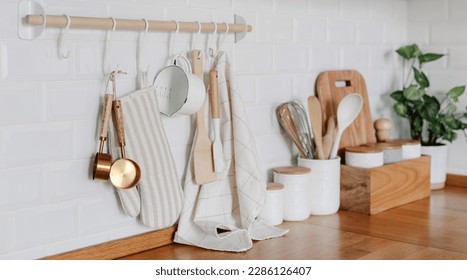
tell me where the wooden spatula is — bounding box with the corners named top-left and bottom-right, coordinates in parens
top-left (322, 116), bottom-right (336, 159)
top-left (192, 50), bottom-right (216, 185)
top-left (307, 96), bottom-right (325, 159)
top-left (209, 69), bottom-right (224, 176)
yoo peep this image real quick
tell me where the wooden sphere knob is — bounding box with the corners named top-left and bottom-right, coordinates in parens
top-left (374, 118), bottom-right (392, 142)
top-left (374, 118), bottom-right (392, 130)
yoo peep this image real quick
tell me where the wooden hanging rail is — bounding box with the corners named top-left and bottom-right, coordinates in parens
top-left (24, 15), bottom-right (253, 33)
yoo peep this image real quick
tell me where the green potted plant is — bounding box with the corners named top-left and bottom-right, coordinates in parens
top-left (390, 43), bottom-right (467, 190)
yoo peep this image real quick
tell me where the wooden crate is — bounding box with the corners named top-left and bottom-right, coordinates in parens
top-left (340, 156), bottom-right (431, 215)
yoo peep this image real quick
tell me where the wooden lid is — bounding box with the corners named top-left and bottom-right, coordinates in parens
top-left (267, 182), bottom-right (284, 191)
top-left (345, 145), bottom-right (383, 154)
top-left (386, 139), bottom-right (421, 146)
top-left (273, 166), bottom-right (311, 175)
top-left (366, 142), bottom-right (402, 150)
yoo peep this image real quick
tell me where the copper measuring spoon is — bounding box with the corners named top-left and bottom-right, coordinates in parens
top-left (93, 91), bottom-right (114, 180)
top-left (109, 99), bottom-right (141, 189)
top-left (107, 72), bottom-right (141, 189)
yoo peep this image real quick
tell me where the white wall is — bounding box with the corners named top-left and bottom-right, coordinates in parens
top-left (0, 0), bottom-right (407, 259)
top-left (407, 0), bottom-right (467, 175)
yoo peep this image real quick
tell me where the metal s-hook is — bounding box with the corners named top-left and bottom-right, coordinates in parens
top-left (57, 15), bottom-right (71, 60)
top-left (217, 22), bottom-right (229, 53)
top-left (137, 19), bottom-right (150, 88)
top-left (40, 12), bottom-right (47, 34)
top-left (190, 21), bottom-right (202, 52)
top-left (208, 22), bottom-right (218, 58)
top-left (168, 20), bottom-right (180, 59)
top-left (137, 18), bottom-right (150, 72)
top-left (103, 17), bottom-right (117, 74)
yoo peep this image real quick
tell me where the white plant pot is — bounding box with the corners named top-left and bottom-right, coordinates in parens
top-left (421, 144), bottom-right (448, 190)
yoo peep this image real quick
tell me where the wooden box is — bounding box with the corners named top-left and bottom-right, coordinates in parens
top-left (340, 156), bottom-right (431, 215)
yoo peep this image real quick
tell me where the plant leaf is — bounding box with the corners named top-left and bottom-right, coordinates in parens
top-left (444, 116), bottom-right (458, 129)
top-left (403, 85), bottom-right (424, 101)
top-left (390, 90), bottom-right (404, 102)
top-left (419, 96), bottom-right (440, 121)
top-left (394, 102), bottom-right (408, 117)
top-left (443, 130), bottom-right (457, 142)
top-left (447, 86), bottom-right (465, 102)
top-left (449, 103), bottom-right (457, 113)
top-left (396, 44), bottom-right (421, 60)
top-left (413, 67), bottom-right (429, 88)
top-left (418, 53), bottom-right (444, 65)
top-left (413, 115), bottom-right (423, 132)
top-left (430, 121), bottom-right (442, 135)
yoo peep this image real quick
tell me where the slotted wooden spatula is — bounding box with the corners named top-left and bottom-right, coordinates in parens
top-left (209, 69), bottom-right (224, 176)
top-left (192, 50), bottom-right (216, 185)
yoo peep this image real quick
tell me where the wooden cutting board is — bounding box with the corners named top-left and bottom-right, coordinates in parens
top-left (316, 70), bottom-right (376, 158)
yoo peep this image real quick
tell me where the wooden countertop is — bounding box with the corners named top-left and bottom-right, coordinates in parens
top-left (120, 186), bottom-right (467, 260)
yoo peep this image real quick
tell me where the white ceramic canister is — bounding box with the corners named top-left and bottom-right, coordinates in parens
top-left (273, 166), bottom-right (311, 222)
top-left (258, 182), bottom-right (284, 226)
top-left (345, 146), bottom-right (384, 168)
top-left (366, 142), bottom-right (402, 164)
top-left (297, 157), bottom-right (341, 215)
top-left (387, 139), bottom-right (421, 160)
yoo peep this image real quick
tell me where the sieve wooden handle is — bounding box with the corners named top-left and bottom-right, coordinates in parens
top-left (112, 99), bottom-right (125, 147)
top-left (209, 69), bottom-right (219, 118)
top-left (192, 50), bottom-right (203, 79)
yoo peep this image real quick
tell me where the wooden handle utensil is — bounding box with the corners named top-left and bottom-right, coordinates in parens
top-left (109, 99), bottom-right (141, 189)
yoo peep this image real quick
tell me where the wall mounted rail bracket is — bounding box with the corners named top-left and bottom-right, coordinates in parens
top-left (234, 14), bottom-right (247, 43)
top-left (18, 0), bottom-right (45, 40)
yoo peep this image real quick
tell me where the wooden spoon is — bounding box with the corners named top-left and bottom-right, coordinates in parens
top-left (307, 96), bottom-right (325, 159)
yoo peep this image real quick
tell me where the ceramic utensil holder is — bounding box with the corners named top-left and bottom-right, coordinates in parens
top-left (345, 146), bottom-right (384, 169)
top-left (297, 157), bottom-right (340, 215)
top-left (258, 182), bottom-right (284, 226)
top-left (273, 166), bottom-right (311, 221)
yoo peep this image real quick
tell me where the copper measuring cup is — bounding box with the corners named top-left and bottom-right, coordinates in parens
top-left (93, 93), bottom-right (114, 180)
top-left (109, 99), bottom-right (141, 189)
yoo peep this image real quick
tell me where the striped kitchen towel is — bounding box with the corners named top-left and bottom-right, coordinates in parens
top-left (109, 86), bottom-right (183, 229)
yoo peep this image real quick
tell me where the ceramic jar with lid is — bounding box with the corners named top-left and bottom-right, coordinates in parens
top-left (273, 166), bottom-right (311, 221)
top-left (258, 182), bottom-right (284, 226)
top-left (386, 139), bottom-right (421, 160)
top-left (345, 146), bottom-right (384, 168)
top-left (366, 142), bottom-right (403, 164)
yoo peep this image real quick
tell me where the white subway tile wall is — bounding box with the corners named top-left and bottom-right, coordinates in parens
top-left (408, 0), bottom-right (467, 174)
top-left (0, 0), bottom-right (412, 259)
top-left (13, 201), bottom-right (79, 250)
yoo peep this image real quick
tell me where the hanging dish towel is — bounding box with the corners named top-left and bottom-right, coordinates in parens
top-left (174, 52), bottom-right (288, 252)
top-left (109, 79), bottom-right (184, 229)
